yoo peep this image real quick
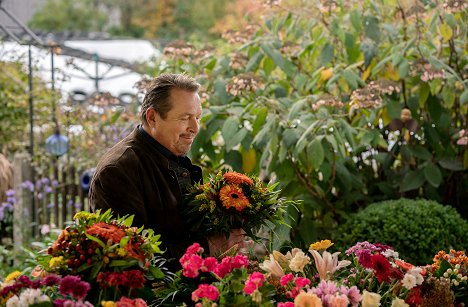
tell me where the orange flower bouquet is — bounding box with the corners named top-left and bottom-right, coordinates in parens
top-left (34, 210), bottom-right (167, 303)
top-left (185, 171), bottom-right (288, 238)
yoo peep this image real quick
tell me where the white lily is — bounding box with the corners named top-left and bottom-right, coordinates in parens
top-left (309, 249), bottom-right (351, 280)
top-left (260, 254), bottom-right (285, 278)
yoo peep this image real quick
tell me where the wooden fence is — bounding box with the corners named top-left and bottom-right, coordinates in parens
top-left (10, 152), bottom-right (92, 248)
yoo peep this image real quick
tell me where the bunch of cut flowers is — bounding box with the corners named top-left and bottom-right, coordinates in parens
top-left (185, 171), bottom-right (290, 238)
top-left (31, 209), bottom-right (168, 304)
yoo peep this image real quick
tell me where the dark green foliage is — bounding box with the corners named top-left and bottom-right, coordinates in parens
top-left (332, 198), bottom-right (468, 265)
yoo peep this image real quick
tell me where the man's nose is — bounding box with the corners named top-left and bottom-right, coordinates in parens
top-left (188, 118), bottom-right (200, 134)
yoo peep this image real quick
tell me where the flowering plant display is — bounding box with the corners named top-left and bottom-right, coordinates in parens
top-left (185, 171), bottom-right (289, 237)
top-left (32, 209), bottom-right (167, 304)
top-left (155, 240), bottom-right (467, 306)
top-left (0, 271), bottom-right (149, 306)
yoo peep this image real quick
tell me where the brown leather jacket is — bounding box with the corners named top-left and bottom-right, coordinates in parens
top-left (89, 127), bottom-right (203, 265)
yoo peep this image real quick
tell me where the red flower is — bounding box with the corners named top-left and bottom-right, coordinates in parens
top-left (370, 254), bottom-right (392, 283)
top-left (123, 270), bottom-right (145, 289)
top-left (405, 286), bottom-right (422, 306)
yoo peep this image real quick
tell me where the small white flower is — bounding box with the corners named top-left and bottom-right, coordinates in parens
top-left (382, 249), bottom-right (399, 259)
top-left (402, 273), bottom-right (417, 289)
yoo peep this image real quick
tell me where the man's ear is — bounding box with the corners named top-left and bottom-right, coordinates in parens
top-left (145, 108), bottom-right (158, 126)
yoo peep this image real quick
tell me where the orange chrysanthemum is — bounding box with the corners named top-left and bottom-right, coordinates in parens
top-left (86, 222), bottom-right (126, 243)
top-left (223, 172), bottom-right (254, 186)
top-left (219, 185), bottom-right (250, 212)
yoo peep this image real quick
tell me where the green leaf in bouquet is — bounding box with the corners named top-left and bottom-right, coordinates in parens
top-left (109, 259), bottom-right (138, 268)
top-left (434, 259), bottom-right (452, 277)
top-left (90, 261), bottom-right (104, 279)
top-left (85, 232), bottom-right (107, 249)
top-left (123, 215), bottom-right (134, 227)
top-left (120, 236), bottom-right (130, 248)
top-left (150, 265), bottom-right (165, 279)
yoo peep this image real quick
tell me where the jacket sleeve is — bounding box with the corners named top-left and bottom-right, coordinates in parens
top-left (88, 164), bottom-right (148, 228)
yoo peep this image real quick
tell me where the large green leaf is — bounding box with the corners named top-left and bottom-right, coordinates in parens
top-left (319, 43), bottom-right (334, 66)
top-left (221, 117), bottom-right (239, 144)
top-left (363, 15), bottom-right (380, 42)
top-left (400, 169), bottom-right (425, 192)
top-left (307, 139), bottom-right (325, 170)
top-left (260, 43), bottom-right (296, 76)
top-left (423, 162), bottom-right (442, 187)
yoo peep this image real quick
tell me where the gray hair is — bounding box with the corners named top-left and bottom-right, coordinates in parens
top-left (140, 73), bottom-right (200, 124)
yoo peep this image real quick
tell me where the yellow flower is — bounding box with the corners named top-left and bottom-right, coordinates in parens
top-left (117, 247), bottom-right (127, 257)
top-left (101, 301), bottom-right (117, 307)
top-left (4, 271), bottom-right (21, 284)
top-left (310, 240), bottom-right (334, 251)
top-left (49, 256), bottom-right (64, 269)
top-left (73, 211), bottom-right (97, 220)
top-left (294, 291), bottom-right (323, 307)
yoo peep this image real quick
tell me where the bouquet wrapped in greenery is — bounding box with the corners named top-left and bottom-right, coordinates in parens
top-left (33, 210), bottom-right (167, 303)
top-left (185, 171), bottom-right (288, 238)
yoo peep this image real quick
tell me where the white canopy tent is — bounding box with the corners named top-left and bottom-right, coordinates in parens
top-left (0, 39), bottom-right (160, 100)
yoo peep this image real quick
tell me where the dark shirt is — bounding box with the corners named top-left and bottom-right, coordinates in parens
top-left (89, 126), bottom-right (203, 269)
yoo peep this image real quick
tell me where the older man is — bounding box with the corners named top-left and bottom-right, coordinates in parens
top-left (89, 73), bottom-right (203, 265)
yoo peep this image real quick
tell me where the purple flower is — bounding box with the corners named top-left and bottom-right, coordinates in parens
top-left (41, 177), bottom-right (50, 185)
top-left (74, 202), bottom-right (82, 209)
top-left (6, 189), bottom-right (15, 197)
top-left (44, 186), bottom-right (53, 193)
top-left (18, 275), bottom-right (32, 287)
top-left (59, 275), bottom-right (90, 300)
top-left (37, 192), bottom-right (43, 200)
top-left (42, 274), bottom-right (61, 287)
top-left (340, 285), bottom-right (362, 306)
top-left (6, 197), bottom-right (16, 204)
top-left (52, 180), bottom-right (59, 187)
top-left (21, 180), bottom-right (34, 192)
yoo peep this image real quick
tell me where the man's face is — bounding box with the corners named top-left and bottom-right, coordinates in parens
top-left (148, 88), bottom-right (202, 156)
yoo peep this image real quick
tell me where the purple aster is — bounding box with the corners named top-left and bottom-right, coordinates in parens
top-left (42, 274), bottom-right (61, 287)
top-left (59, 275), bottom-right (90, 300)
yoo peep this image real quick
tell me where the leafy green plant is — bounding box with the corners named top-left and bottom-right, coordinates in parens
top-left (332, 198), bottom-right (468, 265)
top-left (146, 0), bottom-right (468, 249)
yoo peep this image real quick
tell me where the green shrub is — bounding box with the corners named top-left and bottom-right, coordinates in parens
top-left (332, 198), bottom-right (468, 265)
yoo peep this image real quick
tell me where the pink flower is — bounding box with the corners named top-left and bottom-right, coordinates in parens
top-left (202, 257), bottom-right (218, 272)
top-left (192, 284), bottom-right (220, 302)
top-left (186, 243), bottom-right (203, 254)
top-left (277, 302), bottom-right (294, 307)
top-left (295, 277), bottom-right (311, 288)
top-left (280, 273), bottom-right (294, 287)
top-left (116, 297), bottom-right (147, 307)
top-left (232, 254), bottom-right (249, 269)
top-left (339, 285), bottom-right (362, 306)
top-left (214, 257), bottom-right (235, 278)
top-left (181, 254), bottom-right (204, 278)
top-left (244, 272), bottom-right (265, 295)
top-left (330, 294), bottom-right (349, 307)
